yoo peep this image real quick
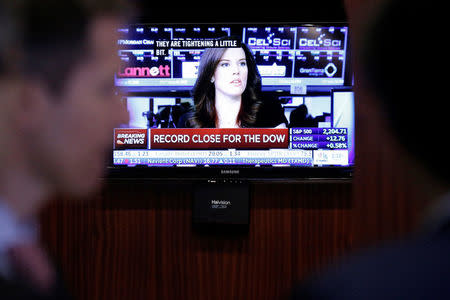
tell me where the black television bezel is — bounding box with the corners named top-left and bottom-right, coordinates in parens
top-left (106, 21), bottom-right (354, 182)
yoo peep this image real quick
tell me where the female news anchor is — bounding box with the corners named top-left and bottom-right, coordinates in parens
top-left (186, 41), bottom-right (287, 128)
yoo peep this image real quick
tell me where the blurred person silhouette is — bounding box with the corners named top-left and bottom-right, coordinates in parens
top-left (0, 0), bottom-right (130, 299)
top-left (292, 1), bottom-right (450, 300)
top-left (291, 0), bottom-right (450, 299)
top-left (289, 104), bottom-right (317, 128)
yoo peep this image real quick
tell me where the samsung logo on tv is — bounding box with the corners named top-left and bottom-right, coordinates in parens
top-left (221, 170), bottom-right (239, 174)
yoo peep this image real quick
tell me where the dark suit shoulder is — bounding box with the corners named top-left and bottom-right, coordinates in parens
top-left (293, 235), bottom-right (450, 300)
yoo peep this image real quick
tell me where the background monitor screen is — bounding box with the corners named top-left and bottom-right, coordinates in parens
top-left (110, 23), bottom-right (354, 179)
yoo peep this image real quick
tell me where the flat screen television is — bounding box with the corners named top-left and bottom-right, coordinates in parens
top-left (107, 22), bottom-right (354, 181)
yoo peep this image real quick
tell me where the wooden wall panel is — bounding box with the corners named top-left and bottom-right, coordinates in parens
top-left (40, 181), bottom-right (352, 300)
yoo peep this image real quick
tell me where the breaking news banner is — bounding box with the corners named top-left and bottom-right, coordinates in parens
top-left (150, 128), bottom-right (289, 149)
top-left (114, 128), bottom-right (148, 150)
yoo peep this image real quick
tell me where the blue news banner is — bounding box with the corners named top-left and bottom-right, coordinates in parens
top-left (290, 128), bottom-right (348, 149)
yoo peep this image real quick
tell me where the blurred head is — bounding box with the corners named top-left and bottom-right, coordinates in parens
top-left (0, 1), bottom-right (20, 76)
top-left (360, 0), bottom-right (449, 187)
top-left (190, 41), bottom-right (261, 128)
top-left (5, 0), bottom-right (131, 198)
top-left (0, 1), bottom-right (23, 160)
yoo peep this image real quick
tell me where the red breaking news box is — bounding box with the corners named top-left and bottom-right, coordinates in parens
top-left (114, 128), bottom-right (148, 150)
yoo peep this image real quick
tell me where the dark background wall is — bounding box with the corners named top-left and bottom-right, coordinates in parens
top-left (39, 0), bottom-right (428, 299)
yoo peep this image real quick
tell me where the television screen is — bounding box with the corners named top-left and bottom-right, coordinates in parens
top-left (110, 23), bottom-right (354, 179)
